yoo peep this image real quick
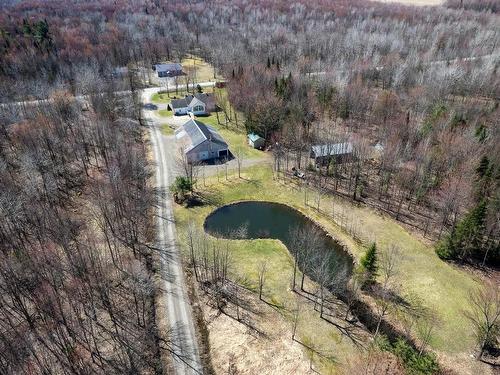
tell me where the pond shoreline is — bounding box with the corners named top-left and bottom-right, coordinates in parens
top-left (203, 199), bottom-right (357, 267)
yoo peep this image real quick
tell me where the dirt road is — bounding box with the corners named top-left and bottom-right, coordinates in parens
top-left (142, 90), bottom-right (203, 375)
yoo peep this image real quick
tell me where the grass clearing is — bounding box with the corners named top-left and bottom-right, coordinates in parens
top-left (158, 109), bottom-right (170, 117)
top-left (175, 202), bottom-right (364, 373)
top-left (174, 164), bottom-right (480, 364)
top-left (181, 55), bottom-right (222, 82)
top-left (160, 124), bottom-right (174, 135)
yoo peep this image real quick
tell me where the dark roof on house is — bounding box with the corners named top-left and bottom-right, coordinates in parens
top-left (169, 93), bottom-right (215, 109)
top-left (311, 142), bottom-right (353, 158)
top-left (155, 63), bottom-right (182, 72)
top-left (175, 119), bottom-right (227, 152)
top-left (170, 97), bottom-right (190, 109)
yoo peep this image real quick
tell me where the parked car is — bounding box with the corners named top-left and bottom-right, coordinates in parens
top-left (291, 167), bottom-right (305, 179)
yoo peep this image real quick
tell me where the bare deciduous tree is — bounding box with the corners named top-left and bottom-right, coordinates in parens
top-left (463, 282), bottom-right (500, 360)
top-left (374, 244), bottom-right (402, 338)
top-left (258, 260), bottom-right (267, 301)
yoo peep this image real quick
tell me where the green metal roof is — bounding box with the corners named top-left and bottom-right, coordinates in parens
top-left (248, 133), bottom-right (263, 142)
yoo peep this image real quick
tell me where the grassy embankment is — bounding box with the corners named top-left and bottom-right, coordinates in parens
top-left (173, 164), bottom-right (480, 370)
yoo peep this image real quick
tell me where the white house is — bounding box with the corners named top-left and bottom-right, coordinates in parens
top-left (175, 119), bottom-right (229, 163)
top-left (168, 93), bottom-right (216, 116)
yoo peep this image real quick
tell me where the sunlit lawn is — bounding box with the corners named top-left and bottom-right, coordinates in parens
top-left (160, 123), bottom-right (174, 135)
top-left (181, 55), bottom-right (221, 82)
top-left (174, 171), bottom-right (363, 372)
top-left (174, 164), bottom-right (479, 358)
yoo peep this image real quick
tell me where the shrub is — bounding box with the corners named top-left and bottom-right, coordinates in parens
top-left (392, 339), bottom-right (439, 375)
top-left (435, 234), bottom-right (454, 260)
top-left (306, 162), bottom-right (316, 171)
top-left (376, 335), bottom-right (439, 375)
top-left (170, 176), bottom-right (194, 203)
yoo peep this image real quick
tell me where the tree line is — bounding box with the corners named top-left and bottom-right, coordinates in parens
top-left (0, 79), bottom-right (164, 373)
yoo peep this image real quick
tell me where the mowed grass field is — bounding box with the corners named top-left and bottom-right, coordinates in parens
top-left (173, 164), bottom-right (480, 363)
top-left (174, 177), bottom-right (367, 372)
top-left (181, 55), bottom-right (222, 82)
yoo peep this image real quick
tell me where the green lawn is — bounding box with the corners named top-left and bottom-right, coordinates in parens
top-left (174, 164), bottom-right (480, 364)
top-left (151, 87), bottom-right (215, 104)
top-left (158, 109), bottom-right (170, 117)
top-left (194, 113), bottom-right (263, 159)
top-left (160, 123), bottom-right (174, 135)
top-left (174, 181), bottom-right (364, 372)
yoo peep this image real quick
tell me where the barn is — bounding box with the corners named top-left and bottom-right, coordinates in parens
top-left (310, 142), bottom-right (353, 166)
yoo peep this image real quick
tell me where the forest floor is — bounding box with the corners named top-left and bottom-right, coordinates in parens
top-left (373, 0), bottom-right (444, 5)
top-left (173, 164), bottom-right (496, 375)
top-left (195, 278), bottom-right (320, 374)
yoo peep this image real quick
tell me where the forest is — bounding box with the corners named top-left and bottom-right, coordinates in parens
top-left (1, 0), bottom-right (498, 266)
top-left (0, 0), bottom-right (499, 373)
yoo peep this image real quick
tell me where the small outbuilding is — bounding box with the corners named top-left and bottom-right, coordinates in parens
top-left (310, 142), bottom-right (353, 166)
top-left (153, 63), bottom-right (183, 78)
top-left (248, 133), bottom-right (265, 149)
top-left (175, 119), bottom-right (229, 163)
top-left (168, 93), bottom-right (216, 116)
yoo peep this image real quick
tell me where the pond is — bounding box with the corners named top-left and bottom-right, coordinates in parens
top-left (204, 201), bottom-right (353, 285)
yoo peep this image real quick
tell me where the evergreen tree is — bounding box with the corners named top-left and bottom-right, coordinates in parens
top-left (361, 242), bottom-right (378, 284)
top-left (436, 200), bottom-right (487, 260)
top-left (474, 124), bottom-right (488, 143)
top-left (22, 19), bottom-right (32, 36)
top-left (476, 156), bottom-right (490, 179)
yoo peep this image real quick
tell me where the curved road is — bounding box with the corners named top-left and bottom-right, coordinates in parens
top-left (142, 89), bottom-right (203, 375)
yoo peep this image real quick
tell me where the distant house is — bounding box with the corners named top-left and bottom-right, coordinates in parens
top-left (153, 63), bottom-right (183, 78)
top-left (175, 119), bottom-right (229, 163)
top-left (168, 93), bottom-right (216, 116)
top-left (310, 142), bottom-right (353, 165)
top-left (248, 133), bottom-right (265, 149)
